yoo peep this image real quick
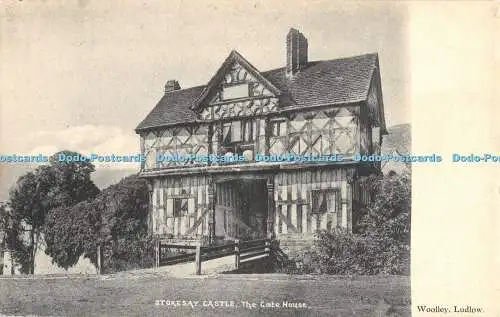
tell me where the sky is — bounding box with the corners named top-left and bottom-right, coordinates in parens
top-left (0, 0), bottom-right (409, 159)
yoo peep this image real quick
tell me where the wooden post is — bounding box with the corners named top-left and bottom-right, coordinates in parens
top-left (207, 125), bottom-right (213, 166)
top-left (158, 243), bottom-right (162, 267)
top-left (346, 174), bottom-right (354, 233)
top-left (234, 239), bottom-right (240, 270)
top-left (195, 244), bottom-right (202, 275)
top-left (155, 239), bottom-right (160, 269)
top-left (208, 179), bottom-right (216, 245)
top-left (264, 118), bottom-right (270, 156)
top-left (97, 245), bottom-right (101, 275)
top-left (147, 182), bottom-right (154, 234)
top-left (266, 178), bottom-right (275, 239)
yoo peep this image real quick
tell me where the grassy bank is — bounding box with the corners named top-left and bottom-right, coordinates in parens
top-left (0, 274), bottom-right (410, 317)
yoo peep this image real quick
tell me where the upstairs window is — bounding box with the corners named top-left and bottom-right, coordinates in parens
top-left (222, 120), bottom-right (254, 144)
top-left (271, 120), bottom-right (287, 137)
top-left (222, 84), bottom-right (249, 100)
top-left (222, 121), bottom-right (242, 144)
top-left (242, 120), bottom-right (253, 142)
top-left (221, 120), bottom-right (255, 159)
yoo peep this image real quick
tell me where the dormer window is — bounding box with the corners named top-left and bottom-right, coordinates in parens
top-left (222, 83), bottom-right (249, 100)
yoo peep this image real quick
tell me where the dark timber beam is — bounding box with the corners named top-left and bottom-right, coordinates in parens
top-left (208, 177), bottom-right (216, 244)
top-left (266, 177), bottom-right (275, 239)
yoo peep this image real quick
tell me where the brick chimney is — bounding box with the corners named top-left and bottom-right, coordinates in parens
top-left (286, 28), bottom-right (308, 77)
top-left (164, 80), bottom-right (181, 94)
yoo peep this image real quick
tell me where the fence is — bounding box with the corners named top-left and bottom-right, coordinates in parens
top-left (154, 238), bottom-right (273, 275)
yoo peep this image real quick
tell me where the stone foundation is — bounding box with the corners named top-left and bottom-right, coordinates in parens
top-left (276, 234), bottom-right (315, 258)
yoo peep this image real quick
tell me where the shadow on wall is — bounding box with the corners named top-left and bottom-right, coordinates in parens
top-left (34, 234), bottom-right (97, 275)
top-left (2, 234), bottom-right (97, 275)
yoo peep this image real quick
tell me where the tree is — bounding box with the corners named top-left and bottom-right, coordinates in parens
top-left (43, 175), bottom-right (152, 272)
top-left (9, 171), bottom-right (45, 274)
top-left (43, 201), bottom-right (97, 269)
top-left (8, 151), bottom-right (99, 273)
top-left (93, 175), bottom-right (152, 272)
top-left (358, 172), bottom-right (411, 244)
top-left (357, 172), bottom-right (411, 275)
top-left (0, 201), bottom-right (32, 274)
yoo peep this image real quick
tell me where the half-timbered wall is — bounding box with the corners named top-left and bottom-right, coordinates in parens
top-left (367, 76), bottom-right (381, 128)
top-left (142, 104), bottom-right (362, 171)
top-left (273, 167), bottom-right (354, 238)
top-left (359, 105), bottom-right (371, 155)
top-left (201, 98), bottom-right (279, 121)
top-left (151, 175), bottom-right (211, 238)
top-left (142, 125), bottom-right (210, 170)
top-left (269, 107), bottom-right (360, 157)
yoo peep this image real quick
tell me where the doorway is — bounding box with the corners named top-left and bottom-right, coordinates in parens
top-left (215, 178), bottom-right (268, 240)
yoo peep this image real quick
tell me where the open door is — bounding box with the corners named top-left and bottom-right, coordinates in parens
top-left (215, 179), bottom-right (268, 240)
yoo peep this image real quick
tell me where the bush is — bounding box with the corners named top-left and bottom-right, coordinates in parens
top-left (288, 230), bottom-right (409, 275)
top-left (100, 234), bottom-right (156, 274)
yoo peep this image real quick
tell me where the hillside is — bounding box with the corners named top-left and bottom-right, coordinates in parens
top-left (381, 123), bottom-right (411, 175)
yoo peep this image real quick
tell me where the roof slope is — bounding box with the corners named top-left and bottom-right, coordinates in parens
top-left (136, 53), bottom-right (378, 131)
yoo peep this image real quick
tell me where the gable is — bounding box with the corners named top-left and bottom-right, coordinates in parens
top-left (207, 61), bottom-right (276, 104)
top-left (366, 68), bottom-right (387, 133)
top-left (196, 52), bottom-right (282, 121)
top-left (192, 51), bottom-right (281, 111)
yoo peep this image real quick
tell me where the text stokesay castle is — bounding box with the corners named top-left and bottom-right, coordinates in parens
top-left (135, 28), bottom-right (387, 250)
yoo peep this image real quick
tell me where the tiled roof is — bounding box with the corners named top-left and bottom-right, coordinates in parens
top-left (136, 53), bottom-right (378, 131)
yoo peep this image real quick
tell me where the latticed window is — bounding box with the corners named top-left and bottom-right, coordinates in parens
top-left (222, 121), bottom-right (242, 144)
top-left (173, 198), bottom-right (189, 217)
top-left (242, 120), bottom-right (253, 142)
top-left (220, 120), bottom-right (255, 158)
top-left (271, 120), bottom-right (286, 137)
top-left (222, 120), bottom-right (254, 144)
top-left (311, 190), bottom-right (338, 214)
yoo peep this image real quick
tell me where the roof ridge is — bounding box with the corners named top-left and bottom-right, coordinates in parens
top-left (162, 84), bottom-right (206, 95)
top-left (162, 53), bottom-right (379, 94)
top-left (136, 52), bottom-right (379, 132)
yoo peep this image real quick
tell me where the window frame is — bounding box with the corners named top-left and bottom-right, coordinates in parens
top-left (221, 83), bottom-right (250, 101)
top-left (173, 197), bottom-right (189, 217)
top-left (241, 120), bottom-right (254, 142)
top-left (220, 120), bottom-right (255, 158)
top-left (311, 189), bottom-right (340, 214)
top-left (270, 120), bottom-right (287, 137)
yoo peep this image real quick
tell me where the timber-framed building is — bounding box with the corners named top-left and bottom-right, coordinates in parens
top-left (135, 29), bottom-right (387, 250)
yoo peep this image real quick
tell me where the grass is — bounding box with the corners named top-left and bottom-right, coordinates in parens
top-left (0, 274), bottom-right (410, 317)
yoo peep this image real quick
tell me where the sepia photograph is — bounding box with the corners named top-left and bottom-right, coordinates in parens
top-left (0, 0), bottom-right (496, 316)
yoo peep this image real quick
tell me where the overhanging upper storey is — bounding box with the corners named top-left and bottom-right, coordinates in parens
top-left (135, 28), bottom-right (388, 174)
